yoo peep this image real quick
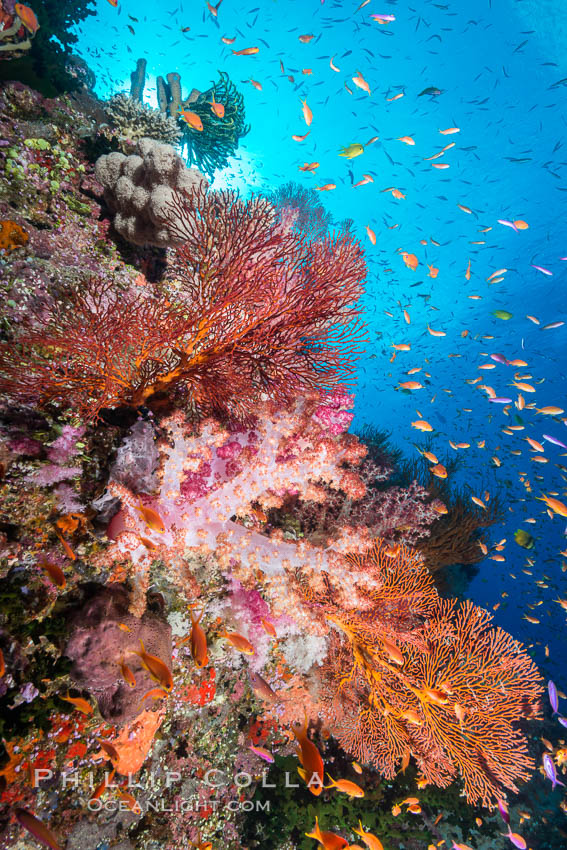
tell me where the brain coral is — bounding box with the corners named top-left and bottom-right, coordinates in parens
top-left (95, 137), bottom-right (207, 247)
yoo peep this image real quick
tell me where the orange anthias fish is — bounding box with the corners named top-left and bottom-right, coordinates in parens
top-left (294, 716), bottom-right (324, 795)
top-left (301, 98), bottom-right (313, 125)
top-left (232, 46), bottom-right (259, 55)
top-left (352, 70), bottom-right (371, 94)
top-left (60, 693), bottom-right (93, 715)
top-left (133, 639), bottom-right (173, 691)
top-left (208, 93), bottom-right (225, 118)
top-left (353, 819), bottom-right (384, 850)
top-left (15, 809), bottom-right (61, 850)
top-left (135, 501), bottom-right (166, 533)
top-left (292, 131), bottom-right (310, 142)
top-left (299, 162), bottom-right (320, 172)
top-left (325, 774), bottom-right (365, 797)
top-left (401, 252), bottom-right (419, 270)
top-left (190, 609), bottom-right (209, 667)
top-left (178, 108), bottom-right (203, 132)
top-left (315, 184), bottom-right (336, 191)
top-left (120, 657), bottom-right (136, 688)
top-left (15, 4), bottom-right (40, 34)
top-left (220, 630), bottom-right (254, 654)
top-left (38, 557), bottom-right (66, 589)
top-left (305, 816), bottom-right (348, 849)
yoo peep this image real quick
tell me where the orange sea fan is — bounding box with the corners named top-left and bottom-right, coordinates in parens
top-left (316, 541), bottom-right (542, 807)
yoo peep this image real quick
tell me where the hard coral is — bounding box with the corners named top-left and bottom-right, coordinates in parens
top-left (95, 137), bottom-right (206, 246)
top-left (104, 93), bottom-right (182, 150)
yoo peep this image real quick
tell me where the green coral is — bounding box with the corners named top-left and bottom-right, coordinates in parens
top-left (180, 71), bottom-right (250, 179)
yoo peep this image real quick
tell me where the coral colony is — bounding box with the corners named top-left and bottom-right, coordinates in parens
top-left (0, 13), bottom-right (556, 850)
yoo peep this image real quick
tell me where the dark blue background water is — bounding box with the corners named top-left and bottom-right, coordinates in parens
top-left (71, 0), bottom-right (566, 685)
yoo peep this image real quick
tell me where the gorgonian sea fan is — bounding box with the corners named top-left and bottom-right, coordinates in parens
top-left (0, 186), bottom-right (366, 421)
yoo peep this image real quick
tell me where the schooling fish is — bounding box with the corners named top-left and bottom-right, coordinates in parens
top-left (339, 143), bottom-right (364, 158)
top-left (133, 639), bottom-right (173, 691)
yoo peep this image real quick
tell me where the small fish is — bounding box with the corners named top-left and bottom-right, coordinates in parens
top-left (305, 816), bottom-right (348, 849)
top-left (339, 143), bottom-right (364, 159)
top-left (300, 99), bottom-right (313, 125)
top-left (366, 225), bottom-right (376, 245)
top-left (249, 744), bottom-right (274, 763)
top-left (60, 693), bottom-right (93, 715)
top-left (401, 252), bottom-right (419, 270)
top-left (418, 86), bottom-right (443, 96)
top-left (412, 420), bottom-right (433, 432)
top-left (120, 657), bottom-right (136, 688)
top-left (543, 752), bottom-right (565, 789)
top-left (14, 809), bottom-right (61, 850)
top-left (248, 669), bottom-right (276, 701)
top-left (208, 93), bottom-right (225, 118)
top-left (543, 434), bottom-right (567, 449)
top-left (501, 829), bottom-right (527, 850)
top-left (90, 769), bottom-right (116, 802)
top-left (232, 47), bottom-right (259, 55)
top-left (352, 70), bottom-right (371, 94)
top-left (178, 109), bottom-right (204, 132)
top-left (135, 501), bottom-right (165, 533)
top-left (15, 4), bottom-right (40, 34)
top-left (325, 774), bottom-right (364, 797)
top-left (430, 463), bottom-right (447, 479)
top-left (371, 13), bottom-right (396, 23)
top-left (315, 184), bottom-right (336, 191)
top-left (188, 608), bottom-right (209, 667)
top-left (220, 630), bottom-right (254, 654)
top-left (353, 819), bottom-right (384, 850)
top-left (397, 135), bottom-right (415, 145)
top-left (548, 680), bottom-right (559, 714)
top-left (514, 529), bottom-right (534, 549)
top-left (39, 557), bottom-right (66, 589)
top-left (294, 716), bottom-right (324, 795)
top-left (261, 618), bottom-right (277, 637)
top-left (292, 132), bottom-right (310, 142)
top-left (537, 494), bottom-right (567, 517)
top-left (298, 33), bottom-right (315, 43)
top-left (139, 687), bottom-right (169, 705)
top-left (96, 738), bottom-right (120, 764)
top-left (493, 310), bottom-right (513, 320)
top-left (531, 264), bottom-right (553, 276)
top-left (0, 648), bottom-right (4, 677)
top-left (399, 381), bottom-right (423, 390)
top-left (134, 639), bottom-right (173, 691)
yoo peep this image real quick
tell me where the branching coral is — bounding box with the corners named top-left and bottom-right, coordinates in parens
top-left (104, 93), bottom-right (183, 149)
top-left (0, 186), bottom-right (366, 420)
top-left (314, 541), bottom-right (542, 807)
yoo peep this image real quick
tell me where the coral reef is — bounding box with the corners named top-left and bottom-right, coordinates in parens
top-left (94, 137), bottom-right (205, 246)
top-left (103, 93), bottom-right (183, 150)
top-left (0, 185), bottom-right (366, 420)
top-left (65, 585), bottom-right (172, 724)
top-left (175, 71), bottom-right (251, 179)
top-left (0, 0), bottom-right (96, 96)
top-left (269, 181), bottom-right (334, 239)
top-left (0, 78), bottom-right (550, 850)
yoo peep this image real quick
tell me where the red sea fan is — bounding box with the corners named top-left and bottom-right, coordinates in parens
top-left (0, 186), bottom-right (366, 421)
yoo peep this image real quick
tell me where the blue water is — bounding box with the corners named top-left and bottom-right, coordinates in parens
top-left (71, 0), bottom-right (567, 683)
